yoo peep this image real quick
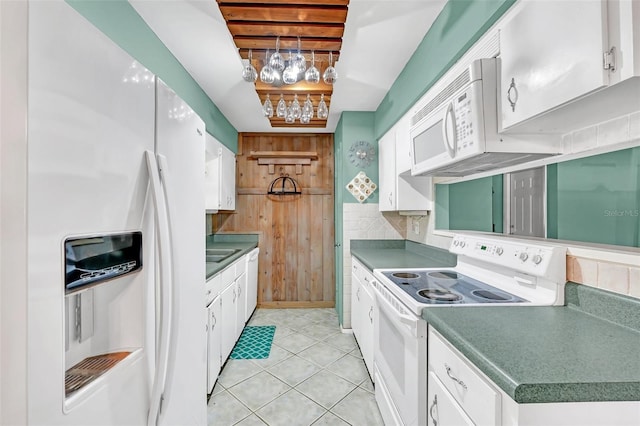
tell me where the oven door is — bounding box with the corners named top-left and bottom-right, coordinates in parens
top-left (373, 280), bottom-right (427, 426)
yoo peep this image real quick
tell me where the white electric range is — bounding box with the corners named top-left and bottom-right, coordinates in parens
top-left (370, 233), bottom-right (567, 426)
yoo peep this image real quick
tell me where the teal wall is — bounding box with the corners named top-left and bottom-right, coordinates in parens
top-left (374, 0), bottom-right (517, 139)
top-left (436, 147), bottom-right (639, 248)
top-left (435, 176), bottom-right (503, 232)
top-left (66, 0), bottom-right (238, 152)
top-left (548, 147), bottom-right (640, 248)
top-left (338, 112), bottom-right (378, 204)
top-left (333, 111), bottom-right (377, 325)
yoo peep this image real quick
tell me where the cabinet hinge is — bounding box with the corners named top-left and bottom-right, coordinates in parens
top-left (603, 46), bottom-right (616, 72)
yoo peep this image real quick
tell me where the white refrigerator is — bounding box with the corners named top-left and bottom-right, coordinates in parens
top-left (3, 1), bottom-right (206, 424)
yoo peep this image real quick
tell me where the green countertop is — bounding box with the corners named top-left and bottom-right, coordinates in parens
top-left (205, 234), bottom-right (259, 279)
top-left (350, 240), bottom-right (457, 270)
top-left (422, 283), bottom-right (640, 403)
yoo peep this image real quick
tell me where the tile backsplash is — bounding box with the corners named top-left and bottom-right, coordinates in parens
top-left (342, 203), bottom-right (406, 328)
top-left (567, 256), bottom-right (639, 299)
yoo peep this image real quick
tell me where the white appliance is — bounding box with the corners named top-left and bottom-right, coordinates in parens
top-left (409, 58), bottom-right (562, 177)
top-left (9, 1), bottom-right (207, 424)
top-left (371, 233), bottom-right (566, 426)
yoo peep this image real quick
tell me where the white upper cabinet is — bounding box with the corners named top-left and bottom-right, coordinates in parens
top-left (499, 0), bottom-right (609, 131)
top-left (498, 0), bottom-right (640, 135)
top-left (378, 127), bottom-right (397, 211)
top-left (205, 134), bottom-right (236, 212)
top-left (378, 118), bottom-right (433, 213)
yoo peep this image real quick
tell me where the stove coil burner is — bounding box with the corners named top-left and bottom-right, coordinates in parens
top-left (391, 272), bottom-right (420, 279)
top-left (471, 289), bottom-right (510, 301)
top-left (427, 271), bottom-right (460, 280)
top-left (418, 288), bottom-right (463, 302)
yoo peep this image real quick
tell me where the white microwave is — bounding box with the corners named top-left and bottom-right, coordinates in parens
top-left (409, 58), bottom-right (561, 177)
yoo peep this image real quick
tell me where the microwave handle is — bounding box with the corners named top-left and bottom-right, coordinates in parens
top-left (442, 101), bottom-right (457, 158)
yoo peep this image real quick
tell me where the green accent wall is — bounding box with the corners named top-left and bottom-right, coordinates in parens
top-left (435, 176), bottom-right (503, 232)
top-left (338, 112), bottom-right (378, 204)
top-left (333, 111), bottom-right (377, 325)
top-left (66, 0), bottom-right (238, 152)
top-left (548, 147), bottom-right (640, 248)
top-left (374, 0), bottom-right (517, 139)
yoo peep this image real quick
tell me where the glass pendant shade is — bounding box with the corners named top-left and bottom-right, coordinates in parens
top-left (304, 51), bottom-right (320, 84)
top-left (293, 36), bottom-right (306, 72)
top-left (317, 94), bottom-right (329, 119)
top-left (242, 49), bottom-right (258, 82)
top-left (269, 37), bottom-right (285, 72)
top-left (323, 51), bottom-right (338, 85)
top-left (262, 94), bottom-right (274, 118)
top-left (285, 101), bottom-right (295, 124)
top-left (276, 94), bottom-right (287, 118)
top-left (291, 94), bottom-right (301, 119)
top-left (260, 49), bottom-right (275, 84)
top-left (282, 51), bottom-right (298, 85)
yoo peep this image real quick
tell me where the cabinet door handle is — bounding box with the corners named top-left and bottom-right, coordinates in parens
top-left (356, 287), bottom-right (361, 301)
top-left (507, 77), bottom-right (518, 112)
top-left (429, 394), bottom-right (437, 426)
top-left (388, 192), bottom-right (393, 205)
top-left (211, 311), bottom-right (216, 328)
top-left (368, 306), bottom-right (373, 323)
top-left (232, 288), bottom-right (236, 303)
top-left (445, 364), bottom-right (468, 390)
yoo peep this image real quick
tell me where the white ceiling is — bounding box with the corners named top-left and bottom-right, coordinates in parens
top-left (130, 0), bottom-right (447, 134)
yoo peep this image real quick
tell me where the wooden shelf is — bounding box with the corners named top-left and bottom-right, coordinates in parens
top-left (247, 151), bottom-right (318, 174)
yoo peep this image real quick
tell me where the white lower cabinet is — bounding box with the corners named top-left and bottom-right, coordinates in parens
top-left (428, 326), bottom-right (640, 425)
top-left (206, 295), bottom-right (221, 394)
top-left (205, 251), bottom-right (259, 392)
top-left (351, 257), bottom-right (375, 379)
top-left (429, 327), bottom-right (500, 426)
top-left (220, 280), bottom-right (238, 362)
top-left (427, 372), bottom-right (474, 426)
top-left (244, 248), bottom-right (259, 322)
top-left (234, 271), bottom-right (247, 339)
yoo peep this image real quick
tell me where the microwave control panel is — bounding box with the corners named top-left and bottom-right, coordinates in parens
top-left (454, 90), bottom-right (475, 150)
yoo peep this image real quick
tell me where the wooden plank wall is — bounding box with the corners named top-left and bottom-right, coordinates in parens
top-left (214, 133), bottom-right (335, 308)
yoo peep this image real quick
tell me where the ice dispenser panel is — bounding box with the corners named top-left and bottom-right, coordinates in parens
top-left (64, 232), bottom-right (142, 294)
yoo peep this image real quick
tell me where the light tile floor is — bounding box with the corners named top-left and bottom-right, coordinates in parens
top-left (207, 308), bottom-right (384, 426)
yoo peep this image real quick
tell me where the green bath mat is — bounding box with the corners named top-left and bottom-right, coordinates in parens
top-left (230, 326), bottom-right (276, 359)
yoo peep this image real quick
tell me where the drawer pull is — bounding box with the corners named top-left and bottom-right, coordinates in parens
top-left (445, 364), bottom-right (468, 390)
top-left (429, 394), bottom-right (437, 426)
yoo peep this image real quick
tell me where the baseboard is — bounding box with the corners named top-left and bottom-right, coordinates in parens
top-left (258, 301), bottom-right (335, 309)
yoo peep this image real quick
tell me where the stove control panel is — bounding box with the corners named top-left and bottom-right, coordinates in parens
top-left (450, 234), bottom-right (566, 282)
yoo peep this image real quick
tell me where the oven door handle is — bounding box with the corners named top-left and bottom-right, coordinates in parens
top-left (373, 284), bottom-right (419, 338)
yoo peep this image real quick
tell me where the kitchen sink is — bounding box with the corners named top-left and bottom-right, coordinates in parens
top-left (205, 248), bottom-right (240, 263)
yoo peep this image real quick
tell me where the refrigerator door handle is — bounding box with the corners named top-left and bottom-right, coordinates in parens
top-left (145, 151), bottom-right (174, 426)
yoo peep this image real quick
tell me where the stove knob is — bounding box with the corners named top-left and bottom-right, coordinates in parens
top-left (453, 240), bottom-right (459, 247)
top-left (459, 241), bottom-right (466, 248)
top-left (519, 252), bottom-right (529, 262)
top-left (532, 254), bottom-right (543, 264)
top-left (495, 247), bottom-right (504, 256)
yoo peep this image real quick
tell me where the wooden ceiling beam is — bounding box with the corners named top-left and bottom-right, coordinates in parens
top-left (227, 22), bottom-right (345, 38)
top-left (255, 79), bottom-right (334, 92)
top-left (235, 37), bottom-right (342, 52)
top-left (218, 0), bottom-right (348, 5)
top-left (241, 50), bottom-right (340, 64)
top-left (219, 6), bottom-right (348, 24)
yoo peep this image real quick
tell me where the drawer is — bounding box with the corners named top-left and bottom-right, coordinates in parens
top-left (429, 327), bottom-right (501, 425)
top-left (205, 273), bottom-right (222, 305)
top-left (352, 258), bottom-right (374, 286)
top-left (427, 372), bottom-right (474, 426)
